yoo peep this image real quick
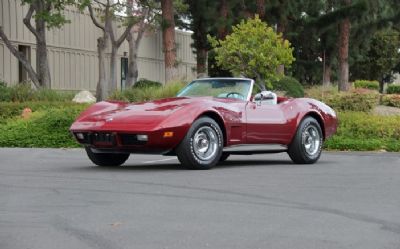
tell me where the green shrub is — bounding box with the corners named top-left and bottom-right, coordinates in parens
top-left (0, 82), bottom-right (75, 102)
top-left (0, 105), bottom-right (87, 148)
top-left (325, 112), bottom-right (400, 151)
top-left (133, 78), bottom-right (163, 88)
top-left (354, 80), bottom-right (379, 91)
top-left (0, 101), bottom-right (88, 123)
top-left (387, 84), bottom-right (400, 94)
top-left (33, 89), bottom-right (75, 102)
top-left (0, 81), bottom-right (12, 101)
top-left (306, 87), bottom-right (379, 112)
top-left (381, 94), bottom-right (400, 108)
top-left (9, 83), bottom-right (35, 102)
top-left (109, 81), bottom-right (185, 102)
top-left (272, 76), bottom-right (304, 97)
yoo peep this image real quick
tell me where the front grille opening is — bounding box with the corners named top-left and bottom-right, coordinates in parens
top-left (120, 134), bottom-right (147, 145)
top-left (91, 132), bottom-right (115, 145)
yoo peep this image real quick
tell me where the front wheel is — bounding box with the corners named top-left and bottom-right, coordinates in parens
top-left (85, 147), bottom-right (130, 166)
top-left (287, 117), bottom-right (323, 164)
top-left (176, 117), bottom-right (223, 170)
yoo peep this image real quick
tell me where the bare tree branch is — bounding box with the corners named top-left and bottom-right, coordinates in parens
top-left (23, 5), bottom-right (41, 40)
top-left (88, 5), bottom-right (105, 30)
top-left (93, 0), bottom-right (107, 8)
top-left (0, 26), bottom-right (40, 88)
top-left (116, 24), bottom-right (133, 47)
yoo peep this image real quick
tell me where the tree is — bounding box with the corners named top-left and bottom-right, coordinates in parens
top-left (84, 0), bottom-right (135, 100)
top-left (126, 0), bottom-right (159, 87)
top-left (352, 29), bottom-right (400, 91)
top-left (161, 0), bottom-right (178, 84)
top-left (0, 0), bottom-right (74, 88)
top-left (209, 16), bottom-right (295, 90)
top-left (185, 0), bottom-right (218, 76)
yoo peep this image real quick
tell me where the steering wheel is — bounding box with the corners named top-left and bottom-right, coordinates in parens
top-left (226, 92), bottom-right (245, 100)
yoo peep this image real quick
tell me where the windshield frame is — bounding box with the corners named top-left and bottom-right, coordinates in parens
top-left (177, 78), bottom-right (254, 101)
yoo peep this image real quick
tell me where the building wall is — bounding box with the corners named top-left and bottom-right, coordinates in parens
top-left (0, 0), bottom-right (196, 91)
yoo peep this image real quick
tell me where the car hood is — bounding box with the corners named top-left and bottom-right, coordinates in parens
top-left (71, 97), bottom-right (233, 131)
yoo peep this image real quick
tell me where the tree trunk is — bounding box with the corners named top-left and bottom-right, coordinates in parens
top-left (126, 26), bottom-right (145, 87)
top-left (0, 26), bottom-right (40, 88)
top-left (126, 32), bottom-right (139, 87)
top-left (276, 21), bottom-right (286, 75)
top-left (197, 48), bottom-right (207, 77)
top-left (161, 0), bottom-right (178, 84)
top-left (218, 0), bottom-right (229, 39)
top-left (96, 35), bottom-right (108, 101)
top-left (35, 4), bottom-right (51, 88)
top-left (109, 45), bottom-right (118, 93)
top-left (338, 0), bottom-right (351, 92)
top-left (323, 64), bottom-right (332, 87)
top-left (195, 12), bottom-right (207, 77)
top-left (322, 50), bottom-right (332, 86)
top-left (338, 17), bottom-right (350, 91)
top-left (256, 0), bottom-right (265, 19)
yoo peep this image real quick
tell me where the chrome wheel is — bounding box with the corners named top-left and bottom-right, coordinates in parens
top-left (302, 126), bottom-right (321, 156)
top-left (192, 126), bottom-right (218, 161)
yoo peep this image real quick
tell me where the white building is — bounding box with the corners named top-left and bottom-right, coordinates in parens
top-left (0, 1), bottom-right (197, 91)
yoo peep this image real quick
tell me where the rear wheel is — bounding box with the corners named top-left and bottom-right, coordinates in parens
top-left (85, 147), bottom-right (130, 166)
top-left (287, 117), bottom-right (323, 164)
top-left (176, 117), bottom-right (223, 170)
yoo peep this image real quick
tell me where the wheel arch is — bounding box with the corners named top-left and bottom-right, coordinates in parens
top-left (197, 111), bottom-right (227, 147)
top-left (303, 111), bottom-right (326, 140)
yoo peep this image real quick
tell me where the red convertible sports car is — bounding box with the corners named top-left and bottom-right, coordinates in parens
top-left (70, 78), bottom-right (337, 169)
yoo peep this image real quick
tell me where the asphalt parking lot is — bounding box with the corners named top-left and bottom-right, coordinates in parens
top-left (0, 148), bottom-right (399, 249)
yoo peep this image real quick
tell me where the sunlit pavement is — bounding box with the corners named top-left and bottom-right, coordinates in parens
top-left (0, 148), bottom-right (399, 249)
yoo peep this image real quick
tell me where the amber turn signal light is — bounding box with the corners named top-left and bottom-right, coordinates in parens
top-left (163, 131), bottom-right (174, 138)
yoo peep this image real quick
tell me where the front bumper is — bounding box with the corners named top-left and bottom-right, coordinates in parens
top-left (70, 128), bottom-right (187, 154)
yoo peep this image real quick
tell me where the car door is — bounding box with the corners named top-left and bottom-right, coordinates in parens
top-left (245, 101), bottom-right (292, 144)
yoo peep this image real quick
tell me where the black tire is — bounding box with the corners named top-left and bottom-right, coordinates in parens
top-left (85, 147), bottom-right (130, 166)
top-left (287, 116), bottom-right (323, 164)
top-left (176, 117), bottom-right (223, 170)
top-left (219, 152), bottom-right (230, 162)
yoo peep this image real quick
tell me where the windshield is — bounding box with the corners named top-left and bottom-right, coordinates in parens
top-left (177, 79), bottom-right (252, 100)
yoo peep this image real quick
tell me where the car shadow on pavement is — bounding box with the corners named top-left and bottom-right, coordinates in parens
top-left (75, 159), bottom-right (301, 172)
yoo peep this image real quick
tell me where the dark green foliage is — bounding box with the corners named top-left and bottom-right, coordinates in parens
top-left (133, 78), bottom-right (163, 88)
top-left (381, 94), bottom-right (400, 108)
top-left (351, 29), bottom-right (400, 89)
top-left (354, 80), bottom-right (379, 90)
top-left (324, 112), bottom-right (400, 152)
top-left (0, 104), bottom-right (87, 148)
top-left (272, 76), bottom-right (304, 97)
top-left (387, 85), bottom-right (400, 94)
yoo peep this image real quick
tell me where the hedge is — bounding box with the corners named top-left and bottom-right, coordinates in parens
top-left (381, 94), bottom-right (400, 108)
top-left (272, 76), bottom-right (304, 97)
top-left (387, 84), bottom-right (400, 94)
top-left (109, 81), bottom-right (185, 102)
top-left (324, 112), bottom-right (400, 151)
top-left (0, 101), bottom-right (88, 123)
top-left (133, 78), bottom-right (163, 88)
top-left (354, 80), bottom-right (379, 91)
top-left (0, 105), bottom-right (87, 148)
top-left (306, 87), bottom-right (379, 112)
